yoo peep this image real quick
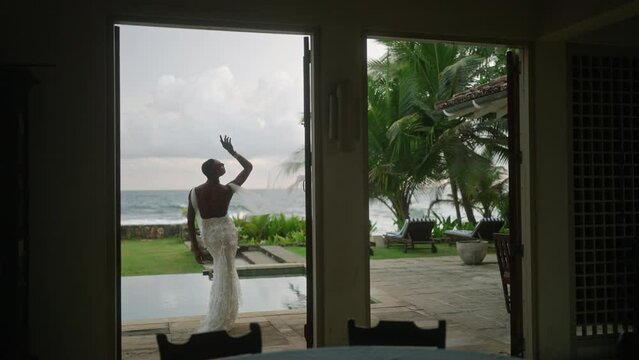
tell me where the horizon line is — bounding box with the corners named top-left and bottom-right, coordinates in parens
top-left (120, 187), bottom-right (299, 191)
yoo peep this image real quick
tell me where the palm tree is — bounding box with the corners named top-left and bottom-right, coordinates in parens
top-left (279, 41), bottom-right (508, 228)
top-left (470, 164), bottom-right (508, 218)
top-left (276, 146), bottom-right (305, 189)
top-left (368, 41), bottom-right (508, 227)
top-left (367, 56), bottom-right (442, 228)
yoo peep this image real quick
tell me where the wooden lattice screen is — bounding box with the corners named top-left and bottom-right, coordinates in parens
top-left (572, 54), bottom-right (639, 337)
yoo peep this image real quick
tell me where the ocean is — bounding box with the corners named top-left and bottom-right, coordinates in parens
top-left (121, 188), bottom-right (458, 234)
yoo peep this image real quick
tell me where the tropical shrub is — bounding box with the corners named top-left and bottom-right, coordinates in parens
top-left (233, 213), bottom-right (306, 245)
top-left (369, 220), bottom-right (377, 235)
top-left (431, 213), bottom-right (459, 238)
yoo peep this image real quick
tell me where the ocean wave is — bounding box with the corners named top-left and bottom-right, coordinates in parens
top-left (121, 219), bottom-right (187, 225)
top-left (119, 188), bottom-right (467, 234)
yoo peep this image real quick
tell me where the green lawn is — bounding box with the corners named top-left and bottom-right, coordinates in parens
top-left (121, 237), bottom-right (202, 276)
top-left (285, 243), bottom-right (461, 260)
top-left (122, 238), bottom-right (490, 276)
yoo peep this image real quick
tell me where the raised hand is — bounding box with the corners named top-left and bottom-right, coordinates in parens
top-left (220, 135), bottom-right (235, 154)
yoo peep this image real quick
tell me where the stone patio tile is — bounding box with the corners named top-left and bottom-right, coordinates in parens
top-left (371, 300), bottom-right (405, 308)
top-left (375, 311), bottom-right (432, 322)
top-left (269, 317), bottom-right (296, 332)
top-left (448, 335), bottom-right (485, 348)
top-left (122, 335), bottom-right (158, 350)
top-left (289, 323), bottom-right (305, 335)
top-left (122, 255), bottom-right (512, 358)
top-left (242, 308), bottom-right (306, 317)
top-left (122, 322), bottom-right (169, 336)
top-left (277, 315), bottom-right (307, 326)
top-left (263, 344), bottom-right (305, 353)
top-left (260, 334), bottom-right (289, 346)
top-left (284, 339), bottom-right (307, 348)
top-left (169, 333), bottom-right (192, 343)
top-left (168, 319), bottom-right (199, 333)
top-left (235, 316), bottom-right (268, 324)
top-left (368, 306), bottom-right (413, 315)
top-left (475, 328), bottom-right (511, 343)
top-left (122, 349), bottom-right (160, 360)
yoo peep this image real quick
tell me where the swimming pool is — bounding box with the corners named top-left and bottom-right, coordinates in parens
top-left (121, 274), bottom-right (306, 321)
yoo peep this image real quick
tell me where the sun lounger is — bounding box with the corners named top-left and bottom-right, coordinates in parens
top-left (444, 218), bottom-right (505, 243)
top-left (383, 218), bottom-right (437, 253)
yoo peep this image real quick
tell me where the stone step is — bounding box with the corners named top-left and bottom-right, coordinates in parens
top-left (202, 262), bottom-right (306, 278)
top-left (260, 245), bottom-right (305, 264)
top-left (241, 250), bottom-right (280, 265)
top-left (234, 257), bottom-right (251, 266)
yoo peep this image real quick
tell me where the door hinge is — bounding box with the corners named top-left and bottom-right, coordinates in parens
top-left (304, 49), bottom-right (311, 64)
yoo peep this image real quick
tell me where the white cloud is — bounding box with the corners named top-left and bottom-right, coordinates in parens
top-left (367, 38), bottom-right (388, 61)
top-left (118, 27), bottom-right (306, 190)
top-left (121, 65), bottom-right (304, 164)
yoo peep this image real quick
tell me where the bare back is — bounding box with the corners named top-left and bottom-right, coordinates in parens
top-left (193, 183), bottom-right (234, 218)
top-left (188, 135), bottom-right (252, 265)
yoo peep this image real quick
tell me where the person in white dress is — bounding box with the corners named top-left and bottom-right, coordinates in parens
top-left (187, 135), bottom-right (253, 332)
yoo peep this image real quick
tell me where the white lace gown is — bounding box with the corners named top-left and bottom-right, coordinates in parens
top-left (190, 189), bottom-right (241, 332)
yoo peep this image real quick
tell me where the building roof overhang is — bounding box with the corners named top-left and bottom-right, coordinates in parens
top-left (434, 75), bottom-right (508, 119)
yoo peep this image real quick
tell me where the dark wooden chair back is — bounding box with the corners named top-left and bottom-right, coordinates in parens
top-left (347, 319), bottom-right (446, 348)
top-left (405, 218), bottom-right (436, 242)
top-left (493, 233), bottom-right (512, 313)
top-left (156, 323), bottom-right (261, 360)
top-left (472, 218), bottom-right (505, 240)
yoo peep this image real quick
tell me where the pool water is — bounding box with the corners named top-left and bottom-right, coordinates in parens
top-left (121, 274), bottom-right (306, 321)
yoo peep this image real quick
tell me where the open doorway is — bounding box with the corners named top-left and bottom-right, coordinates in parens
top-left (365, 37), bottom-right (524, 357)
top-left (116, 24), bottom-right (313, 358)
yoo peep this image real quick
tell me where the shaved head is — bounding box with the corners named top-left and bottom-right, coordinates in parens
top-left (201, 159), bottom-right (224, 179)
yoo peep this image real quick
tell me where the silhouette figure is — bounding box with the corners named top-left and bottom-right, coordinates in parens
top-left (187, 135), bottom-right (253, 332)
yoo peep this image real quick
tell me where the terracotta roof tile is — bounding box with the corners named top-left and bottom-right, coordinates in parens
top-left (434, 75), bottom-right (507, 111)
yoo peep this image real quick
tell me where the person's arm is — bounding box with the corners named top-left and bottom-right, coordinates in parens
top-left (220, 135), bottom-right (253, 186)
top-left (187, 191), bottom-right (205, 264)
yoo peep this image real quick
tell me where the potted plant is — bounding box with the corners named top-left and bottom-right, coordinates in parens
top-left (369, 220), bottom-right (385, 248)
top-left (456, 240), bottom-right (488, 265)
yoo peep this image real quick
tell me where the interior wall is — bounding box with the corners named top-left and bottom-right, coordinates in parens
top-left (530, 41), bottom-right (574, 359)
top-left (536, 0), bottom-right (639, 42)
top-left (311, 26), bottom-right (371, 346)
top-left (5, 0), bottom-right (639, 358)
top-left (7, 1), bottom-right (116, 357)
top-left (571, 16), bottom-right (639, 47)
top-left (537, 0), bottom-right (637, 36)
top-left (531, 12), bottom-right (639, 360)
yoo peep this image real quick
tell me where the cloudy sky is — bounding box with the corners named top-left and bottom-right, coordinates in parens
top-left (120, 25), bottom-right (386, 190)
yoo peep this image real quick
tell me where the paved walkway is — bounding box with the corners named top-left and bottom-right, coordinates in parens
top-left (122, 255), bottom-right (510, 359)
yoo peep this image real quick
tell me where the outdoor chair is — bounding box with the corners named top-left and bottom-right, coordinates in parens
top-left (156, 322), bottom-right (262, 360)
top-left (383, 218), bottom-right (437, 253)
top-left (444, 217), bottom-right (505, 243)
top-left (493, 233), bottom-right (512, 313)
top-left (347, 319), bottom-right (446, 348)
